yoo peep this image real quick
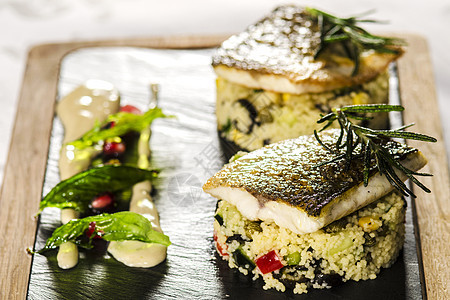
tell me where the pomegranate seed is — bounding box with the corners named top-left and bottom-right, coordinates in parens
top-left (86, 222), bottom-right (96, 238)
top-left (103, 142), bottom-right (125, 156)
top-left (85, 222), bottom-right (103, 239)
top-left (90, 192), bottom-right (115, 213)
top-left (120, 105), bottom-right (141, 115)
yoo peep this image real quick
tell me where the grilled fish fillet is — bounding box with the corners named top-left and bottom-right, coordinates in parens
top-left (212, 5), bottom-right (403, 94)
top-left (203, 129), bottom-right (427, 234)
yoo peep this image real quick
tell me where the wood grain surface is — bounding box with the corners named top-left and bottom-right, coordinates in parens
top-left (0, 34), bottom-right (448, 300)
top-left (396, 34), bottom-right (450, 300)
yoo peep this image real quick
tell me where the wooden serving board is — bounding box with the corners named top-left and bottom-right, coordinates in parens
top-left (0, 35), bottom-right (448, 300)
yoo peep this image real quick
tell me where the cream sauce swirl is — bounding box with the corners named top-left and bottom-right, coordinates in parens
top-left (56, 80), bottom-right (166, 268)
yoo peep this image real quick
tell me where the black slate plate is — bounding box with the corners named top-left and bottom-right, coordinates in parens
top-left (27, 48), bottom-right (422, 299)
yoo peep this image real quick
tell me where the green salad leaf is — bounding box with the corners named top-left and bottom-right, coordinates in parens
top-left (37, 211), bottom-right (171, 253)
top-left (69, 107), bottom-right (168, 150)
top-left (39, 165), bottom-right (158, 213)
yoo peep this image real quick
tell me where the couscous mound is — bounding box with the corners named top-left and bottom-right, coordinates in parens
top-left (213, 191), bottom-right (405, 294)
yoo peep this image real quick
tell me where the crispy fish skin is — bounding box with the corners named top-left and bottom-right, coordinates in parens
top-left (212, 5), bottom-right (403, 94)
top-left (203, 129), bottom-right (427, 234)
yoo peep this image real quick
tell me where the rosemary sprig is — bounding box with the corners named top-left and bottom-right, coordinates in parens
top-left (306, 7), bottom-right (405, 76)
top-left (314, 104), bottom-right (436, 197)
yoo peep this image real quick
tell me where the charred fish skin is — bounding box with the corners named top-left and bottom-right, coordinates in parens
top-left (203, 129), bottom-right (427, 234)
top-left (212, 5), bottom-right (403, 94)
top-left (205, 130), bottom-right (417, 216)
top-left (213, 6), bottom-right (321, 81)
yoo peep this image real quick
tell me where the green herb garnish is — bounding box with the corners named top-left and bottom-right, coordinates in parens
top-left (306, 7), bottom-right (405, 75)
top-left (40, 165), bottom-right (158, 213)
top-left (69, 107), bottom-right (168, 150)
top-left (314, 104), bottom-right (436, 197)
top-left (35, 211), bottom-right (170, 253)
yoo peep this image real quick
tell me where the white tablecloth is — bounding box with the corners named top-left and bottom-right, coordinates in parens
top-left (1, 0), bottom-right (449, 184)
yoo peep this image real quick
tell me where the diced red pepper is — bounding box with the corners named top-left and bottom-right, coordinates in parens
top-left (216, 242), bottom-right (228, 257)
top-left (255, 250), bottom-right (284, 274)
top-left (120, 105), bottom-right (142, 115)
top-left (213, 232), bottom-right (228, 257)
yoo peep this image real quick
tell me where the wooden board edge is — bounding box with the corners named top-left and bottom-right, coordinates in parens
top-left (397, 34), bottom-right (450, 300)
top-left (28, 34), bottom-right (232, 56)
top-left (0, 35), bottom-right (229, 300)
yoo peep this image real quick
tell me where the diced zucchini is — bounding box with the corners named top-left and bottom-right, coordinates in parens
top-left (284, 251), bottom-right (301, 265)
top-left (233, 247), bottom-right (255, 270)
top-left (214, 214), bottom-right (224, 226)
top-left (244, 220), bottom-right (262, 238)
top-left (328, 235), bottom-right (353, 256)
top-left (277, 107), bottom-right (297, 127)
top-left (216, 201), bottom-right (241, 227)
top-left (221, 118), bottom-right (232, 133)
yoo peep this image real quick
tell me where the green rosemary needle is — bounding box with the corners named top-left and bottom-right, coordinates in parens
top-left (314, 104), bottom-right (436, 198)
top-left (306, 7), bottom-right (405, 76)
